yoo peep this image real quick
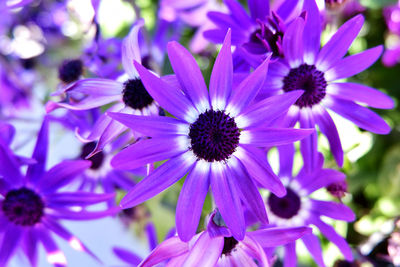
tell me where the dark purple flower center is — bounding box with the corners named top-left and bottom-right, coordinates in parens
top-left (122, 78), bottom-right (154, 110)
top-left (268, 187), bottom-right (301, 219)
top-left (2, 187), bottom-right (44, 226)
top-left (189, 110), bottom-right (240, 162)
top-left (80, 142), bottom-right (104, 170)
top-left (58, 59), bottom-right (83, 83)
top-left (283, 64), bottom-right (327, 108)
top-left (246, 15), bottom-right (285, 58)
top-left (222, 237), bottom-right (239, 255)
top-left (325, 0), bottom-right (347, 8)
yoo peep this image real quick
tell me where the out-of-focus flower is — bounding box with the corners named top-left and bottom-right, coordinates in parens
top-left (46, 19), bottom-right (162, 156)
top-left (383, 3), bottom-right (400, 67)
top-left (108, 30), bottom-right (312, 242)
top-left (260, 0), bottom-right (392, 168)
top-left (0, 118), bottom-right (119, 266)
top-left (262, 146), bottom-right (355, 266)
top-left (138, 211), bottom-right (311, 267)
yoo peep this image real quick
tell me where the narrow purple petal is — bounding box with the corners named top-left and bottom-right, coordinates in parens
top-left (284, 243), bottom-right (297, 267)
top-left (66, 78), bottom-right (123, 96)
top-left (134, 62), bottom-right (198, 122)
top-left (226, 56), bottom-right (270, 117)
top-left (248, 226), bottom-right (312, 247)
top-left (23, 229), bottom-right (39, 267)
top-left (224, 0), bottom-right (253, 30)
top-left (48, 206), bottom-right (120, 220)
top-left (299, 109), bottom-right (318, 173)
top-left (113, 247), bottom-right (142, 265)
top-left (120, 151), bottom-right (196, 208)
top-left (228, 157), bottom-right (268, 224)
top-left (146, 223), bottom-right (158, 251)
top-left (111, 136), bottom-right (188, 170)
top-left (0, 224), bottom-right (22, 266)
top-left (182, 232), bottom-right (223, 266)
top-left (176, 161), bottom-right (210, 242)
top-left (210, 29), bottom-right (233, 110)
top-left (303, 0), bottom-right (321, 64)
top-left (324, 97), bottom-right (391, 134)
top-left (236, 91), bottom-right (303, 129)
top-left (139, 237), bottom-right (188, 267)
top-left (313, 106), bottom-right (343, 166)
top-left (240, 127), bottom-right (313, 146)
top-left (55, 95), bottom-right (122, 111)
top-left (325, 46), bottom-right (383, 81)
top-left (27, 118), bottom-right (49, 183)
top-left (241, 236), bottom-right (269, 266)
top-left (39, 160), bottom-right (91, 193)
top-left (276, 0), bottom-right (302, 21)
top-left (107, 112), bottom-right (188, 137)
top-left (302, 169), bottom-right (346, 194)
top-left (37, 229), bottom-right (67, 267)
top-left (316, 15), bottom-right (364, 71)
top-left (312, 218), bottom-right (353, 260)
top-left (0, 139), bottom-right (23, 187)
top-left (122, 20), bottom-right (144, 78)
top-left (248, 0), bottom-right (269, 20)
top-left (283, 17), bottom-right (305, 68)
top-left (327, 82), bottom-right (394, 109)
top-left (46, 192), bottom-right (115, 207)
top-left (0, 122), bottom-right (15, 145)
top-left (236, 145), bottom-right (286, 197)
top-left (311, 200), bottom-right (355, 221)
top-left (302, 234), bottom-right (326, 267)
top-left (167, 42), bottom-right (210, 113)
top-left (210, 162), bottom-right (245, 240)
top-left (278, 144), bottom-right (295, 178)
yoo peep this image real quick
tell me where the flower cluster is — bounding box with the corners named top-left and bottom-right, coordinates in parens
top-left (0, 0), bottom-right (397, 266)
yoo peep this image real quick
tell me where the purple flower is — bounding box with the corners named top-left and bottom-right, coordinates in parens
top-left (108, 30), bottom-right (312, 242)
top-left (262, 145), bottom-right (355, 266)
top-left (138, 212), bottom-right (311, 267)
top-left (260, 0), bottom-right (393, 168)
top-left (46, 19), bottom-right (162, 156)
top-left (382, 4), bottom-right (400, 67)
top-left (0, 118), bottom-right (119, 266)
top-left (204, 0), bottom-right (303, 67)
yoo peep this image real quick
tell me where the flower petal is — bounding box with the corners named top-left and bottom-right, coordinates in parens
top-left (167, 41), bottom-right (210, 113)
top-left (182, 232), bottom-right (223, 267)
top-left (0, 224), bottom-right (22, 266)
top-left (301, 234), bottom-right (326, 267)
top-left (0, 139), bottom-right (23, 187)
top-left (107, 112), bottom-right (188, 137)
top-left (224, 0), bottom-right (253, 30)
top-left (311, 200), bottom-right (355, 221)
top-left (46, 192), bottom-right (115, 207)
top-left (226, 56), bottom-right (271, 116)
top-left (111, 136), bottom-right (188, 170)
top-left (248, 0), bottom-right (269, 20)
top-left (210, 29), bottom-right (233, 110)
top-left (248, 226), bottom-right (312, 247)
top-left (176, 161), bottom-right (210, 242)
top-left (316, 15), bottom-right (364, 71)
top-left (114, 247), bottom-right (142, 265)
top-left (284, 243), bottom-right (297, 267)
top-left (122, 19), bottom-right (144, 78)
top-left (283, 17), bottom-right (305, 68)
top-left (139, 237), bottom-right (188, 267)
top-left (301, 169), bottom-right (346, 194)
top-left (324, 97), bottom-right (391, 134)
top-left (298, 108), bottom-right (319, 173)
top-left (210, 162), bottom-right (245, 240)
top-left (240, 127), bottom-right (313, 146)
top-left (303, 0), bottom-right (321, 64)
top-left (134, 61), bottom-right (198, 123)
top-left (327, 82), bottom-right (394, 109)
top-left (324, 46), bottom-right (383, 81)
top-left (120, 151), bottom-right (196, 208)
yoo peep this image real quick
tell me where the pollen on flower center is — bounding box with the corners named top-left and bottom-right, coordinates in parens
top-left (189, 110), bottom-right (240, 162)
top-left (267, 187), bottom-right (301, 219)
top-left (122, 78), bottom-right (154, 110)
top-left (2, 187), bottom-right (45, 226)
top-left (80, 142), bottom-right (104, 170)
top-left (58, 59), bottom-right (83, 83)
top-left (221, 237), bottom-right (239, 256)
top-left (283, 64), bottom-right (327, 108)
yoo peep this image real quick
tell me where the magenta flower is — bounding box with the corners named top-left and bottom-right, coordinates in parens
top-left (260, 0), bottom-right (393, 168)
top-left (138, 212), bottom-right (311, 267)
top-left (0, 118), bottom-right (119, 266)
top-left (108, 30), bottom-right (312, 242)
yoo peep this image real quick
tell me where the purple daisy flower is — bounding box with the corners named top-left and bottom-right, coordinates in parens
top-left (138, 211), bottom-right (311, 267)
top-left (260, 0), bottom-right (393, 167)
top-left (262, 145), bottom-right (355, 266)
top-left (46, 19), bottom-right (162, 156)
top-left (204, 0), bottom-right (304, 67)
top-left (0, 118), bottom-right (119, 266)
top-left (108, 30), bottom-right (312, 242)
